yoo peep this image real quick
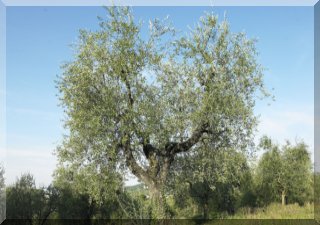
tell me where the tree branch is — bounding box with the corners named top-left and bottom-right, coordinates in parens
top-left (121, 69), bottom-right (134, 106)
top-left (120, 137), bottom-right (152, 186)
top-left (165, 123), bottom-right (209, 155)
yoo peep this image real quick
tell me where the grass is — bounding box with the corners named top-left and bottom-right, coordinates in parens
top-left (227, 203), bottom-right (314, 219)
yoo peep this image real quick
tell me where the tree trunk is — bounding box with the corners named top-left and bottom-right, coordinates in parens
top-left (122, 122), bottom-right (208, 219)
top-left (123, 138), bottom-right (176, 219)
top-left (149, 185), bottom-right (167, 219)
top-left (145, 155), bottom-right (173, 219)
top-left (281, 190), bottom-right (286, 206)
top-left (203, 202), bottom-right (209, 220)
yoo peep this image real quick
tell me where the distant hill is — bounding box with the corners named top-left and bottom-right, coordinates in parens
top-left (125, 183), bottom-right (147, 194)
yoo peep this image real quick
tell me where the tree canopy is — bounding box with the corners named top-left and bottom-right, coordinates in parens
top-left (56, 6), bottom-right (269, 217)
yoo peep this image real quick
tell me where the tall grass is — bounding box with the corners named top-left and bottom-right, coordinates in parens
top-left (228, 203), bottom-right (314, 219)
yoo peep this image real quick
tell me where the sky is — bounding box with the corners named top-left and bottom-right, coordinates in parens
top-left (4, 6), bottom-right (314, 186)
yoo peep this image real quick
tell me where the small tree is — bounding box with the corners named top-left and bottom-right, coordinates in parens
top-left (6, 173), bottom-right (36, 224)
top-left (255, 137), bottom-right (283, 205)
top-left (282, 141), bottom-right (313, 205)
top-left (5, 173), bottom-right (56, 225)
top-left (56, 6), bottom-right (268, 217)
top-left (255, 137), bottom-right (313, 206)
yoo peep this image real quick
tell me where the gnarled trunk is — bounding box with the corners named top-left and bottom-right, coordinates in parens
top-left (122, 123), bottom-right (209, 219)
top-left (146, 156), bottom-right (172, 219)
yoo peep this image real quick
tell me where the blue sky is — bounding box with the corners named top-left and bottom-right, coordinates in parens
top-left (5, 6), bottom-right (314, 186)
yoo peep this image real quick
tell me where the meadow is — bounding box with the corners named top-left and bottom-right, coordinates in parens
top-left (227, 203), bottom-right (314, 219)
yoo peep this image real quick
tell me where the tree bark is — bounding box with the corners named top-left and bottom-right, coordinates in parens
top-left (281, 190), bottom-right (286, 206)
top-left (147, 155), bottom-right (173, 219)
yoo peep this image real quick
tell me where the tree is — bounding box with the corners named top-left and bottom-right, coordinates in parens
top-left (35, 185), bottom-right (60, 225)
top-left (6, 174), bottom-right (59, 225)
top-left (255, 137), bottom-right (283, 206)
top-left (54, 186), bottom-right (95, 220)
top-left (7, 173), bottom-right (36, 224)
top-left (255, 137), bottom-right (313, 206)
top-left (168, 147), bottom-right (253, 219)
top-left (56, 6), bottom-right (268, 218)
top-left (282, 141), bottom-right (313, 205)
top-left (52, 170), bottom-right (100, 221)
